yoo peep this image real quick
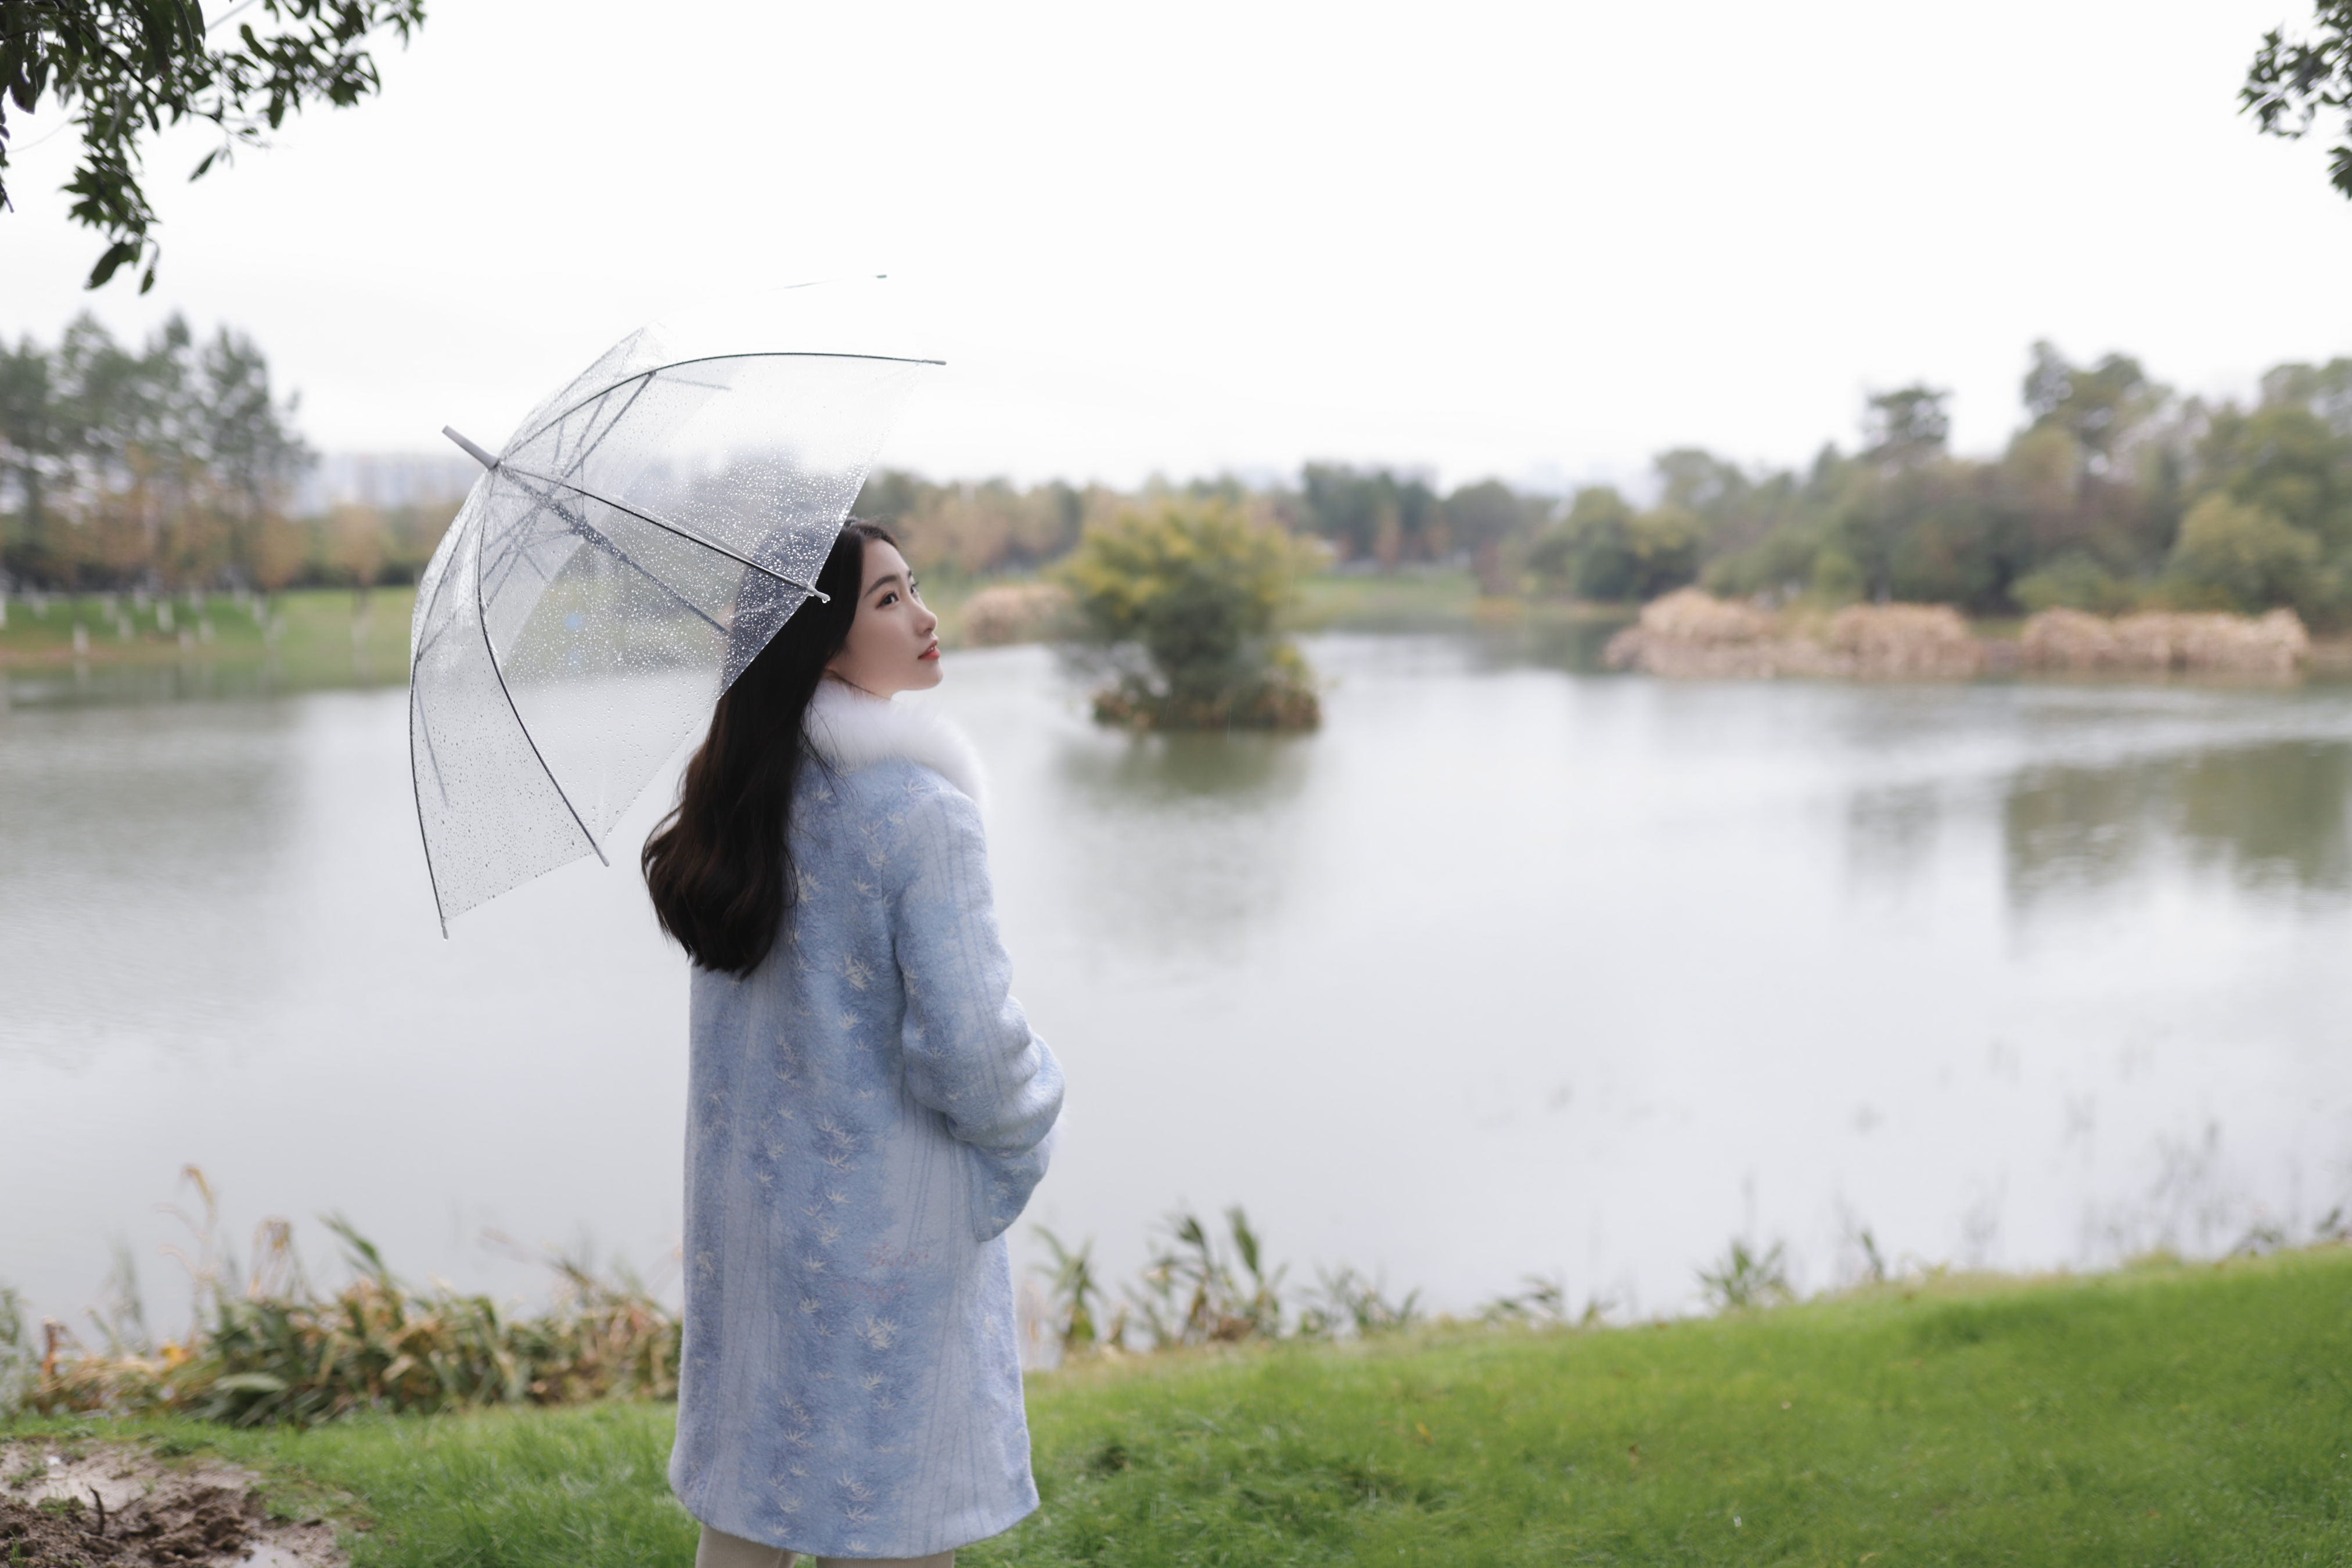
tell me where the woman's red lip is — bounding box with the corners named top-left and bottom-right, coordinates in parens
top-left (919, 643), bottom-right (940, 660)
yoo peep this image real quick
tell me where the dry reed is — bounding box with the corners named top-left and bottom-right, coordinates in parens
top-left (1606, 589), bottom-right (1982, 679)
top-left (957, 582), bottom-right (1073, 646)
top-left (13, 1171), bottom-right (678, 1427)
top-left (2020, 607), bottom-right (2308, 676)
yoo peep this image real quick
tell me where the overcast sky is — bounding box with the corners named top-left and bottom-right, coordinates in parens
top-left (3, 0), bottom-right (2349, 491)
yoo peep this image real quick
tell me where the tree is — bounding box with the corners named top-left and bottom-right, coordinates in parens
top-left (1528, 485), bottom-right (1700, 602)
top-left (1862, 385), bottom-right (1951, 468)
top-left (2260, 359), bottom-right (2352, 436)
top-left (2198, 401), bottom-right (2352, 545)
top-left (2023, 342), bottom-right (2164, 480)
top-left (1297, 464), bottom-right (1442, 566)
top-left (1438, 479), bottom-right (1533, 594)
top-left (0, 336), bottom-right (59, 580)
top-left (0, 311), bottom-right (309, 588)
top-left (2243, 1), bottom-right (2352, 202)
top-left (1055, 499), bottom-right (1319, 730)
top-left (329, 500), bottom-right (382, 597)
top-left (1, 0), bottom-right (427, 291)
top-left (2168, 492), bottom-right (2321, 610)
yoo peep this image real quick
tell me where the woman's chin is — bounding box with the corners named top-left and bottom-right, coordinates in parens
top-left (912, 659), bottom-right (945, 688)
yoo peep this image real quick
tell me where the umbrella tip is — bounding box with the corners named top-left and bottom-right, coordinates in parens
top-left (443, 427), bottom-right (501, 470)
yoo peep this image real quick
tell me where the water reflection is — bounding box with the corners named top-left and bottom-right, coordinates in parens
top-left (8, 642), bottom-right (2352, 1336)
top-left (1846, 782), bottom-right (1941, 887)
top-left (1044, 729), bottom-right (1315, 959)
top-left (0, 699), bottom-right (303, 1066)
top-left (2005, 740), bottom-right (2352, 905)
top-left (1054, 728), bottom-right (1311, 804)
top-left (6, 661), bottom-right (325, 709)
top-left (1462, 613), bottom-right (1629, 673)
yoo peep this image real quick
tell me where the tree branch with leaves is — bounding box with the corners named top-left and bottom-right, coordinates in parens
top-left (1, 0), bottom-right (426, 291)
top-left (2243, 1), bottom-right (2352, 201)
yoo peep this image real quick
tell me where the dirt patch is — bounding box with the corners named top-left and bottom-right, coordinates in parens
top-left (0, 1441), bottom-right (343, 1568)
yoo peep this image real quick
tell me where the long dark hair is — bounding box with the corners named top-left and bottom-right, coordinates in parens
top-left (642, 520), bottom-right (896, 975)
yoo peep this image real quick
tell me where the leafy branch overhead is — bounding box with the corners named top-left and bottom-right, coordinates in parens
top-left (2243, 0), bottom-right (2352, 200)
top-left (0, 0), bottom-right (426, 291)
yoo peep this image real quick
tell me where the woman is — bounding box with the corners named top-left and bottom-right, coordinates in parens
top-left (644, 520), bottom-right (1064, 1568)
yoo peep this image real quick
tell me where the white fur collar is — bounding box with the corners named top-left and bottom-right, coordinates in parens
top-left (804, 679), bottom-right (988, 808)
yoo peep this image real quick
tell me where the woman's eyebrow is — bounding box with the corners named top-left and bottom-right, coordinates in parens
top-left (863, 571), bottom-right (907, 599)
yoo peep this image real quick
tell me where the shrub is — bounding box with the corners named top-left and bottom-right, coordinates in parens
top-left (2014, 552), bottom-right (2138, 614)
top-left (1529, 487), bottom-right (1701, 601)
top-left (1055, 500), bottom-right (1320, 730)
top-left (15, 1178), bottom-right (679, 1427)
top-left (1810, 547), bottom-right (1864, 604)
top-left (1698, 1238), bottom-right (1793, 1311)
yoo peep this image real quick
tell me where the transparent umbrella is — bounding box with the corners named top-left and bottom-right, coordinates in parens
top-left (408, 318), bottom-right (936, 932)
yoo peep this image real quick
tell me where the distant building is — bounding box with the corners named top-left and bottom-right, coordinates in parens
top-left (296, 452), bottom-right (480, 516)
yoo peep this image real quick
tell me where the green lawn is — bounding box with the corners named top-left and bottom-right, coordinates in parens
top-left (1283, 571), bottom-right (1638, 672)
top-left (0, 573), bottom-right (1621, 690)
top-left (1, 580), bottom-right (1016, 684)
top-left (1285, 569), bottom-right (1493, 633)
top-left (10, 1250), bottom-right (2350, 1565)
top-left (0, 587), bottom-right (415, 691)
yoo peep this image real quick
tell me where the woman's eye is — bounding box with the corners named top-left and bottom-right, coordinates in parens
top-left (878, 592), bottom-right (898, 607)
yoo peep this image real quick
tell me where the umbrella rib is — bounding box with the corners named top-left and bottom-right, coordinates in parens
top-left (476, 375), bottom-right (688, 604)
top-left (513, 351), bottom-right (940, 454)
top-left (517, 480), bottom-right (730, 636)
top-left (408, 679), bottom-right (450, 939)
top-left (478, 519), bottom-right (562, 603)
top-left (559, 516), bottom-right (729, 635)
top-left (536, 374), bottom-right (654, 498)
top-left (501, 462), bottom-right (829, 599)
top-left (470, 488), bottom-right (610, 872)
top-left (455, 476), bottom-right (722, 654)
top-left (458, 402), bottom-right (642, 608)
top-left (409, 566), bottom-right (460, 812)
top-left (415, 684), bottom-right (454, 811)
top-left (407, 539), bottom-right (459, 938)
top-left (486, 468), bottom-right (724, 632)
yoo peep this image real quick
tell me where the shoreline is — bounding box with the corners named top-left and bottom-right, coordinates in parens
top-left (8, 1245), bottom-right (2349, 1566)
top-left (11, 577), bottom-right (2352, 689)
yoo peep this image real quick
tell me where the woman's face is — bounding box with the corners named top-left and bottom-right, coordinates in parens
top-left (825, 540), bottom-right (942, 696)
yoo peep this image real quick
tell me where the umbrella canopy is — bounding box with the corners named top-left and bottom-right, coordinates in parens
top-left (408, 322), bottom-right (936, 930)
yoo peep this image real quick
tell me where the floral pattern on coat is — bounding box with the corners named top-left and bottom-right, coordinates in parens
top-left (671, 689), bottom-right (1062, 1560)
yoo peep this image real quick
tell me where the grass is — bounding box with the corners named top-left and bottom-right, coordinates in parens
top-left (1285, 568), bottom-right (1495, 633)
top-left (0, 572), bottom-right (1620, 691)
top-left (0, 587), bottom-right (416, 692)
top-left (9, 1248), bottom-right (2351, 1565)
top-left (1285, 570), bottom-right (1639, 672)
top-left (1006, 1252), bottom-right (2352, 1565)
top-left (5, 1402), bottom-right (692, 1566)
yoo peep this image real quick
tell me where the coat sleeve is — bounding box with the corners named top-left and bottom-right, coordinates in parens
top-left (888, 780), bottom-right (1064, 1242)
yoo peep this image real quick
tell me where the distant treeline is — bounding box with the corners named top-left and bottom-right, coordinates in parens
top-left (862, 344), bottom-right (2352, 627)
top-left (10, 317), bottom-right (2350, 624)
top-left (850, 467), bottom-right (1548, 594)
top-left (0, 314), bottom-right (459, 595)
top-left (1578, 346), bottom-right (2352, 627)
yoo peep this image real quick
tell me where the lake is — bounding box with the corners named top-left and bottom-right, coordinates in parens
top-left (6, 636), bottom-right (2351, 1341)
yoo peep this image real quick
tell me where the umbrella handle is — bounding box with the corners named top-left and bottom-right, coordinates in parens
top-left (444, 426), bottom-right (501, 469)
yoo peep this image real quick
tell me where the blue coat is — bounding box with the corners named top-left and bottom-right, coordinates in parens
top-left (670, 684), bottom-right (1063, 1559)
